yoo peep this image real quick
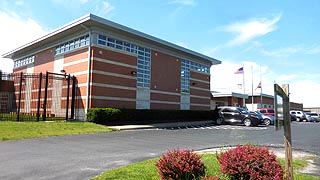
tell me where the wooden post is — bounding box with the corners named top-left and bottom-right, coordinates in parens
top-left (282, 84), bottom-right (293, 180)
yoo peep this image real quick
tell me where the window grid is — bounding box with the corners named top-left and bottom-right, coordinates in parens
top-left (181, 59), bottom-right (210, 93)
top-left (97, 34), bottom-right (151, 88)
top-left (55, 35), bottom-right (89, 55)
top-left (14, 56), bottom-right (35, 69)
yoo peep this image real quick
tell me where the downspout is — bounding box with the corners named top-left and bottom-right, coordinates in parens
top-left (81, 24), bottom-right (92, 120)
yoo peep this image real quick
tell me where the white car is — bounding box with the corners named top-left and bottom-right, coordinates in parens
top-left (305, 113), bottom-right (320, 122)
top-left (290, 110), bottom-right (306, 122)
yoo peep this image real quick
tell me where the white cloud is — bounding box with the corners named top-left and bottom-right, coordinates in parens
top-left (221, 14), bottom-right (281, 46)
top-left (261, 46), bottom-right (303, 58)
top-left (202, 46), bottom-right (221, 57)
top-left (51, 0), bottom-right (89, 5)
top-left (210, 60), bottom-right (320, 107)
top-left (95, 1), bottom-right (115, 17)
top-left (168, 0), bottom-right (196, 6)
top-left (0, 11), bottom-right (48, 72)
top-left (307, 46), bottom-right (320, 55)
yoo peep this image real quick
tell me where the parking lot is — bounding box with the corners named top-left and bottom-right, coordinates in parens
top-left (0, 120), bottom-right (319, 180)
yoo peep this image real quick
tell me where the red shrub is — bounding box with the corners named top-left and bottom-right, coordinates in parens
top-left (156, 149), bottom-right (206, 180)
top-left (217, 145), bottom-right (283, 180)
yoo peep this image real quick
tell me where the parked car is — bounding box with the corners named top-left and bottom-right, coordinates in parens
top-left (290, 110), bottom-right (307, 122)
top-left (305, 113), bottom-right (320, 122)
top-left (251, 111), bottom-right (274, 126)
top-left (290, 114), bottom-right (297, 121)
top-left (217, 106), bottom-right (264, 126)
top-left (257, 108), bottom-right (275, 116)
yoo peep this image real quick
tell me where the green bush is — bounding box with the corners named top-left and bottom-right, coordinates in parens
top-left (86, 108), bottom-right (215, 125)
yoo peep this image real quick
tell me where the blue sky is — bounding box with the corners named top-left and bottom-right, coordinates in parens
top-left (0, 0), bottom-right (319, 107)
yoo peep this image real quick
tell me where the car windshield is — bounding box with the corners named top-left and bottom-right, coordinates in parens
top-left (254, 111), bottom-right (262, 115)
top-left (239, 108), bottom-right (249, 114)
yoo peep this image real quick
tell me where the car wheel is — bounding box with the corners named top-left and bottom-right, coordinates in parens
top-left (264, 119), bottom-right (271, 126)
top-left (296, 117), bottom-right (301, 122)
top-left (216, 117), bottom-right (224, 125)
top-left (243, 118), bottom-right (252, 127)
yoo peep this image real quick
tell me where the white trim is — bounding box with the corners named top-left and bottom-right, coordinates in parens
top-left (63, 58), bottom-right (88, 67)
top-left (150, 90), bottom-right (180, 96)
top-left (93, 57), bottom-right (137, 69)
top-left (92, 70), bottom-right (136, 80)
top-left (91, 82), bottom-right (136, 91)
top-left (190, 95), bottom-right (210, 100)
top-left (91, 95), bottom-right (136, 102)
top-left (72, 70), bottom-right (88, 76)
top-left (150, 100), bottom-right (180, 105)
top-left (189, 78), bottom-right (210, 84)
top-left (190, 86), bottom-right (210, 92)
top-left (190, 103), bottom-right (210, 107)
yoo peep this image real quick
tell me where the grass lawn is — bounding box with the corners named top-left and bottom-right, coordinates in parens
top-left (91, 154), bottom-right (320, 180)
top-left (0, 121), bottom-right (114, 141)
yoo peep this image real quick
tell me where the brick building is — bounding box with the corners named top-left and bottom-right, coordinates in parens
top-left (211, 92), bottom-right (303, 111)
top-left (2, 14), bottom-right (221, 120)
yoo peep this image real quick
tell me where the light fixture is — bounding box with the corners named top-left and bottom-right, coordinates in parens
top-left (60, 69), bottom-right (66, 73)
top-left (130, 71), bottom-right (137, 75)
top-left (192, 82), bottom-right (197, 86)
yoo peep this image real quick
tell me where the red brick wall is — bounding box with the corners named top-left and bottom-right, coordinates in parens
top-left (190, 71), bottom-right (210, 110)
top-left (34, 48), bottom-right (55, 73)
top-left (90, 46), bottom-right (137, 109)
top-left (150, 50), bottom-right (180, 110)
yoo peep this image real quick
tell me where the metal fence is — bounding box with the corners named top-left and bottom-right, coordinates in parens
top-left (0, 71), bottom-right (77, 121)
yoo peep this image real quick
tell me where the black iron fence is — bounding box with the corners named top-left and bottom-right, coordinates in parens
top-left (0, 71), bottom-right (77, 121)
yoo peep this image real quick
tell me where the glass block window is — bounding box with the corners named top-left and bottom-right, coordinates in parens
top-left (13, 55), bottom-right (35, 69)
top-left (181, 59), bottom-right (210, 93)
top-left (55, 35), bottom-right (89, 55)
top-left (97, 34), bottom-right (151, 88)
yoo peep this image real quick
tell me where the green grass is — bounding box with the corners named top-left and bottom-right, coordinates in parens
top-left (0, 121), bottom-right (114, 141)
top-left (91, 154), bottom-right (320, 180)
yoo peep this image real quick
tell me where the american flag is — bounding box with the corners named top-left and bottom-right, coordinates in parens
top-left (234, 67), bottom-right (244, 74)
top-left (256, 82), bottom-right (262, 90)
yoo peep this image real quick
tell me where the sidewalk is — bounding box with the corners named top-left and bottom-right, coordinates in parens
top-left (108, 120), bottom-right (214, 130)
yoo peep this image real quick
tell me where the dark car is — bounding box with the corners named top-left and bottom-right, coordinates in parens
top-left (251, 111), bottom-right (274, 126)
top-left (217, 106), bottom-right (263, 126)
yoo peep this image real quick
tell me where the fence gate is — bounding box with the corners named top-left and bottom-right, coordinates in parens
top-left (0, 71), bottom-right (76, 121)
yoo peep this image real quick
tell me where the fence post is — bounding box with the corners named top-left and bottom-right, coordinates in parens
top-left (65, 74), bottom-right (70, 121)
top-left (17, 72), bottom-right (23, 121)
top-left (43, 71), bottom-right (49, 121)
top-left (36, 72), bottom-right (42, 121)
top-left (70, 76), bottom-right (76, 120)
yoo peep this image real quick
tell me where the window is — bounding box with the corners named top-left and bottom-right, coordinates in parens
top-left (180, 59), bottom-right (210, 93)
top-left (55, 34), bottom-right (89, 55)
top-left (97, 34), bottom-right (151, 88)
top-left (14, 55), bottom-right (35, 69)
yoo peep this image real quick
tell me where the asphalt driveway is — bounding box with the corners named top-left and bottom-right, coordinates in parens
top-left (0, 122), bottom-right (319, 180)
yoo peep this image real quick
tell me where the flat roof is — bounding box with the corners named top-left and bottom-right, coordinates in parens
top-left (2, 14), bottom-right (221, 65)
top-left (212, 92), bottom-right (248, 99)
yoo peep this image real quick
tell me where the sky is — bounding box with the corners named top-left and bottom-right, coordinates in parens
top-left (0, 0), bottom-right (319, 107)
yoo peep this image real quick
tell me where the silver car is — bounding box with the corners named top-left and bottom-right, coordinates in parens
top-left (305, 113), bottom-right (320, 122)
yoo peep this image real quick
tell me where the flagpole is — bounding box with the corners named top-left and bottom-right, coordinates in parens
top-left (251, 65), bottom-right (254, 111)
top-left (260, 65), bottom-right (263, 108)
top-left (243, 64), bottom-right (245, 108)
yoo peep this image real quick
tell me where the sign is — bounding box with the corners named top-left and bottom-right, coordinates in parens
top-left (274, 84), bottom-right (293, 180)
